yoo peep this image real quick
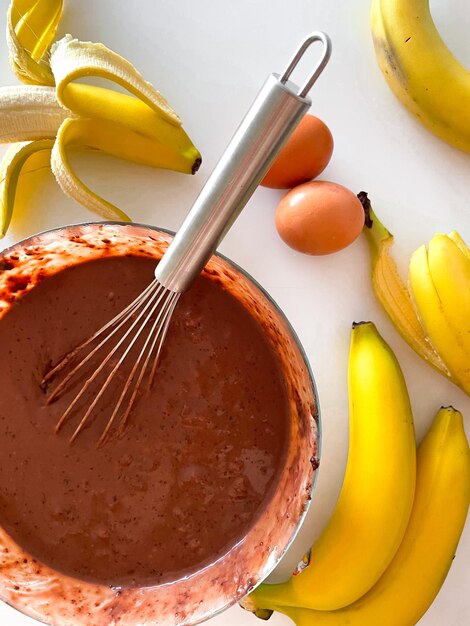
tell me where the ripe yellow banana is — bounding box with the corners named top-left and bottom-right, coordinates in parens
top-left (409, 243), bottom-right (470, 395)
top-left (371, 0), bottom-right (470, 152)
top-left (247, 322), bottom-right (416, 612)
top-left (360, 193), bottom-right (470, 396)
top-left (263, 406), bottom-right (470, 626)
top-left (1, 0), bottom-right (201, 231)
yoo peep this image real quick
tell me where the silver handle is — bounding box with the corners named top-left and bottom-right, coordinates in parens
top-left (155, 32), bottom-right (332, 292)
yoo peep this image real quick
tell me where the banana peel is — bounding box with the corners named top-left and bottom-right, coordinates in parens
top-left (51, 35), bottom-right (181, 127)
top-left (7, 0), bottom-right (62, 85)
top-left (1, 0), bottom-right (201, 235)
top-left (359, 192), bottom-right (470, 396)
top-left (358, 192), bottom-right (447, 376)
top-left (0, 140), bottom-right (54, 236)
top-left (47, 35), bottom-right (201, 220)
top-left (0, 85), bottom-right (67, 142)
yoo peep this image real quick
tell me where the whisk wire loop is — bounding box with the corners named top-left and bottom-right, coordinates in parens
top-left (45, 279), bottom-right (179, 443)
top-left (43, 278), bottom-right (161, 398)
top-left (97, 290), bottom-right (180, 446)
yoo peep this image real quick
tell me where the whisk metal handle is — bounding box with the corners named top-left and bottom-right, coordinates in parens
top-left (155, 32), bottom-right (332, 292)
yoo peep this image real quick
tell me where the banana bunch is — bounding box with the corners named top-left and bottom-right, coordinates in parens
top-left (247, 322), bottom-right (416, 612)
top-left (242, 324), bottom-right (470, 625)
top-left (0, 0), bottom-right (201, 235)
top-left (359, 192), bottom-right (470, 396)
top-left (246, 406), bottom-right (470, 625)
top-left (371, 0), bottom-right (470, 152)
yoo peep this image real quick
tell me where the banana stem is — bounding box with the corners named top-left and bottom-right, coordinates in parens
top-left (358, 190), bottom-right (393, 254)
top-left (254, 608), bottom-right (274, 620)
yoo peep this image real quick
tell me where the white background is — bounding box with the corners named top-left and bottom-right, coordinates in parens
top-left (0, 0), bottom-right (469, 624)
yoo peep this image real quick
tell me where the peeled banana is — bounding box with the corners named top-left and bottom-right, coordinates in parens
top-left (0, 85), bottom-right (66, 142)
top-left (371, 0), bottom-right (470, 152)
top-left (1, 0), bottom-right (201, 233)
top-left (261, 406), bottom-right (470, 626)
top-left (247, 321), bottom-right (416, 612)
top-left (360, 193), bottom-right (470, 397)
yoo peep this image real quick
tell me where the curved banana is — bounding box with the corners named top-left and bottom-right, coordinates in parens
top-left (247, 322), bottom-right (416, 611)
top-left (1, 1), bottom-right (201, 233)
top-left (409, 244), bottom-right (470, 395)
top-left (371, 0), bottom-right (470, 152)
top-left (268, 406), bottom-right (470, 626)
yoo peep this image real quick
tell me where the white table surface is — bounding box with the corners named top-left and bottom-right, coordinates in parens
top-left (0, 0), bottom-right (469, 624)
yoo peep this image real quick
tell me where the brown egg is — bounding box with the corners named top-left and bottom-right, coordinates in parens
top-left (261, 115), bottom-right (334, 189)
top-left (275, 181), bottom-right (364, 255)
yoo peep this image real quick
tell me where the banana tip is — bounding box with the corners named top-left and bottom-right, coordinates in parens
top-left (239, 597), bottom-right (273, 620)
top-left (192, 157), bottom-right (202, 175)
top-left (352, 321), bottom-right (372, 328)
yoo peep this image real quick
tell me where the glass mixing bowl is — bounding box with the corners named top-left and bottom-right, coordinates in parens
top-left (0, 222), bottom-right (320, 626)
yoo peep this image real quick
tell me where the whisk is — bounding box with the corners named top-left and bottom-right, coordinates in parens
top-left (42, 32), bottom-right (331, 444)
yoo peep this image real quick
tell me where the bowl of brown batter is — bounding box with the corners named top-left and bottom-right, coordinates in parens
top-left (0, 222), bottom-right (319, 626)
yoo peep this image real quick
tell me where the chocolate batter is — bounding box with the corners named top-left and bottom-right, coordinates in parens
top-left (0, 255), bottom-right (289, 587)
